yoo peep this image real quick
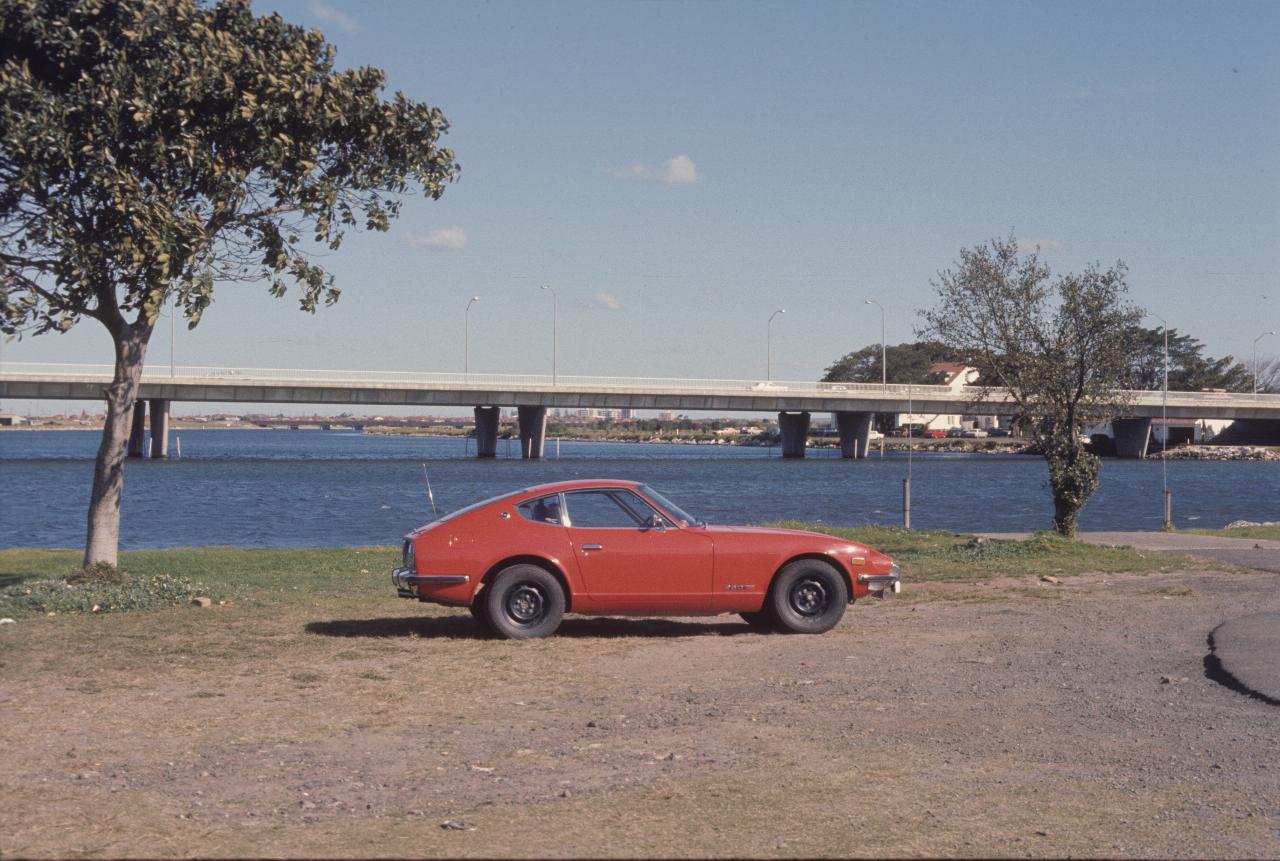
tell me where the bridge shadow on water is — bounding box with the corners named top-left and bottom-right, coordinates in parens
top-left (305, 614), bottom-right (764, 640)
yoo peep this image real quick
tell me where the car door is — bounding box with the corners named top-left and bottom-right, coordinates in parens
top-left (563, 489), bottom-right (714, 613)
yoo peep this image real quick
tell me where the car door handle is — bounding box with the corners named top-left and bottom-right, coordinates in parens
top-left (580, 544), bottom-right (603, 551)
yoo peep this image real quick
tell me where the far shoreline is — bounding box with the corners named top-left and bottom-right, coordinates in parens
top-left (4, 424), bottom-right (1277, 460)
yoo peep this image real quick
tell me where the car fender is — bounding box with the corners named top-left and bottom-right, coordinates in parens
top-left (769, 552), bottom-right (855, 602)
top-left (479, 554), bottom-right (578, 612)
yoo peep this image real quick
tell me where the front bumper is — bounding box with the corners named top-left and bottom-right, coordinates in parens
top-left (857, 563), bottom-right (901, 595)
top-left (392, 566), bottom-right (470, 599)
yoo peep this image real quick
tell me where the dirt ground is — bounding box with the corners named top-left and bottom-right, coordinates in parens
top-left (2, 566), bottom-right (1279, 858)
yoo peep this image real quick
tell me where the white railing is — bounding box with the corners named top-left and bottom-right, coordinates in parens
top-left (3, 361), bottom-right (1279, 406)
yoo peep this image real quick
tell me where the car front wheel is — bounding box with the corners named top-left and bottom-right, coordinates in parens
top-left (484, 564), bottom-right (566, 639)
top-left (769, 560), bottom-right (848, 634)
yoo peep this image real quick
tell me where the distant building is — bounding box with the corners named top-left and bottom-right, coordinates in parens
top-left (890, 363), bottom-right (981, 431)
top-left (0, 413), bottom-right (28, 426)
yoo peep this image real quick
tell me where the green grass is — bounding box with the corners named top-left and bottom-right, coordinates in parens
top-left (1183, 525), bottom-right (1280, 540)
top-left (772, 522), bottom-right (1203, 582)
top-left (0, 527), bottom-right (1202, 619)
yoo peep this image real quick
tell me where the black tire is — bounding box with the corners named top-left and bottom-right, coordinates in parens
top-left (739, 610), bottom-right (775, 629)
top-left (483, 564), bottom-right (565, 639)
top-left (468, 602), bottom-right (488, 625)
top-left (768, 560), bottom-right (848, 634)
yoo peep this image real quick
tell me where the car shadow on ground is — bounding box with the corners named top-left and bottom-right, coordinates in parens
top-left (305, 615), bottom-right (765, 640)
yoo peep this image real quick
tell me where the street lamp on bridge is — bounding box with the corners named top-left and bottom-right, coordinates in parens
top-left (864, 298), bottom-right (886, 390)
top-left (541, 285), bottom-right (558, 386)
top-left (464, 296), bottom-right (480, 375)
top-left (766, 308), bottom-right (785, 381)
top-left (1255, 330), bottom-right (1276, 397)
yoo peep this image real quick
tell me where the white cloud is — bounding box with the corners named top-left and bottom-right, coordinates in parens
top-left (310, 0), bottom-right (361, 34)
top-left (617, 155), bottom-right (700, 186)
top-left (658, 155), bottom-right (699, 185)
top-left (1018, 238), bottom-right (1066, 254)
top-left (406, 226), bottom-right (467, 251)
top-left (593, 292), bottom-right (622, 311)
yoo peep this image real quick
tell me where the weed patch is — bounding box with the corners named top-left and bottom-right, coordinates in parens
top-left (0, 573), bottom-right (212, 617)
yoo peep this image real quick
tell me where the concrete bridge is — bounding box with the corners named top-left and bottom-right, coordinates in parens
top-left (4, 362), bottom-right (1279, 460)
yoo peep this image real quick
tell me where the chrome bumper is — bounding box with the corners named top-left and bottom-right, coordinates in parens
top-left (392, 566), bottom-right (469, 598)
top-left (857, 563), bottom-right (902, 595)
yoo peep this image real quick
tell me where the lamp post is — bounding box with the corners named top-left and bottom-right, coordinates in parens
top-left (865, 298), bottom-right (887, 457)
top-left (864, 299), bottom-right (886, 390)
top-left (1253, 330), bottom-right (1275, 397)
top-left (904, 381), bottom-right (913, 528)
top-left (169, 294), bottom-right (175, 378)
top-left (766, 308), bottom-right (785, 381)
top-left (1146, 312), bottom-right (1170, 529)
top-left (540, 285), bottom-right (558, 385)
top-left (464, 296), bottom-right (480, 375)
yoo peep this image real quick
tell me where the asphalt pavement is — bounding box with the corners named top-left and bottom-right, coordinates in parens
top-left (977, 530), bottom-right (1280, 703)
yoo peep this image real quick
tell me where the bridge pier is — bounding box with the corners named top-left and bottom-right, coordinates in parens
top-left (1112, 417), bottom-right (1152, 459)
top-left (834, 411), bottom-right (874, 459)
top-left (517, 406), bottom-right (547, 459)
top-left (127, 402), bottom-right (147, 458)
top-left (778, 411), bottom-right (810, 459)
top-left (148, 399), bottom-right (170, 458)
top-left (473, 406), bottom-right (499, 458)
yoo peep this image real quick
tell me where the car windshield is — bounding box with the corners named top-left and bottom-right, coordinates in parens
top-left (639, 485), bottom-right (703, 527)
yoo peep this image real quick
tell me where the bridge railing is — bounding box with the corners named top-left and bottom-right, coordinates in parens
top-left (3, 362), bottom-right (1279, 405)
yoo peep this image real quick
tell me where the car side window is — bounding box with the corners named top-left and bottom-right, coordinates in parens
top-left (516, 495), bottom-right (563, 525)
top-left (564, 491), bottom-right (644, 529)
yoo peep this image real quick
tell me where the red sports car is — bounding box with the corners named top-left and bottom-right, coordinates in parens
top-left (392, 479), bottom-right (900, 638)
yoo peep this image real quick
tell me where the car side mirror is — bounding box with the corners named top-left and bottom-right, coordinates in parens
top-left (645, 514), bottom-right (667, 532)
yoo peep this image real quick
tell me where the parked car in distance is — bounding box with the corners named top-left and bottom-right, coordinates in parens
top-left (987, 428), bottom-right (1011, 437)
top-left (392, 479), bottom-right (900, 639)
top-left (923, 429), bottom-right (947, 439)
top-left (960, 428), bottom-right (988, 438)
top-left (945, 427), bottom-right (966, 438)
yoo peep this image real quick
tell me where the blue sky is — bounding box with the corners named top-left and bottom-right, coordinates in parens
top-left (3, 0), bottom-right (1278, 413)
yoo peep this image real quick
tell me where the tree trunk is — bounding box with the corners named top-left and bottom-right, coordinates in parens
top-left (84, 325), bottom-right (150, 568)
top-left (1051, 494), bottom-right (1080, 538)
top-left (1044, 440), bottom-right (1100, 539)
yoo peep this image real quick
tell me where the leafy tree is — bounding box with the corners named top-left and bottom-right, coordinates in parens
top-left (920, 235), bottom-right (1141, 536)
top-left (1126, 327), bottom-right (1250, 392)
top-left (0, 0), bottom-right (459, 566)
top-left (1255, 355), bottom-right (1280, 394)
top-left (821, 340), bottom-right (957, 385)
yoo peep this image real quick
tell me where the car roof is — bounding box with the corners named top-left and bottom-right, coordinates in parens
top-left (515, 478), bottom-right (644, 498)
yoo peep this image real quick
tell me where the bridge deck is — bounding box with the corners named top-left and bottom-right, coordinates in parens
top-left (3, 363), bottom-right (1279, 420)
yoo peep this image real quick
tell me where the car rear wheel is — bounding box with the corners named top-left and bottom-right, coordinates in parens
top-left (768, 560), bottom-right (848, 634)
top-left (484, 564), bottom-right (565, 639)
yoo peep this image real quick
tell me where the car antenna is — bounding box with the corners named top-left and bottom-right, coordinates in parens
top-left (421, 463), bottom-right (439, 519)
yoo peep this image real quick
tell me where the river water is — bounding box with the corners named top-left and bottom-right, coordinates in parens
top-left (1, 429), bottom-right (1276, 549)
